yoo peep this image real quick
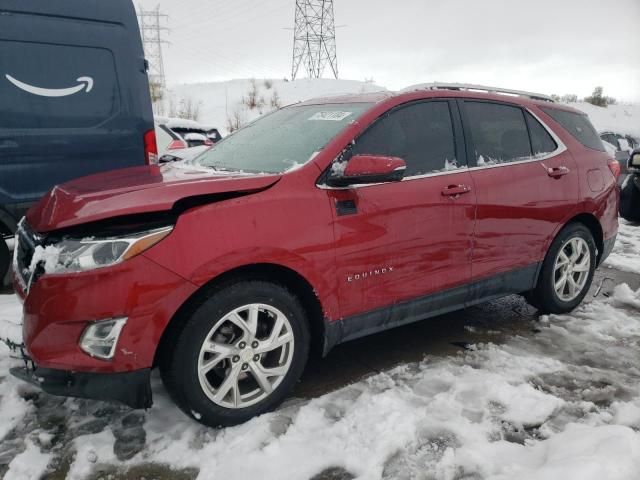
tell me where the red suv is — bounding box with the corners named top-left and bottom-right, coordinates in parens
top-left (10, 84), bottom-right (619, 426)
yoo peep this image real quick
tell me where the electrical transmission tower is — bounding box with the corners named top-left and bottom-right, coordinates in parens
top-left (291, 0), bottom-right (338, 80)
top-left (137, 6), bottom-right (169, 92)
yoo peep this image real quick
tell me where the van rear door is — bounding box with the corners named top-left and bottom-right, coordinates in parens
top-left (0, 0), bottom-right (153, 214)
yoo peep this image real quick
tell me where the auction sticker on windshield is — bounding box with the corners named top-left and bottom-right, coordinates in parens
top-left (308, 111), bottom-right (353, 121)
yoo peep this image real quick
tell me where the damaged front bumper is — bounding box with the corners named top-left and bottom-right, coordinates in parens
top-left (4, 339), bottom-right (152, 409)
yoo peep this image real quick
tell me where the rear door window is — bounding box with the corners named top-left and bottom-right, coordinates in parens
top-left (541, 107), bottom-right (605, 152)
top-left (352, 101), bottom-right (459, 176)
top-left (0, 40), bottom-right (119, 129)
top-left (463, 102), bottom-right (532, 166)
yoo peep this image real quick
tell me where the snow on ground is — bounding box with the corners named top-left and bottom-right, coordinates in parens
top-left (1, 232), bottom-right (640, 479)
top-left (604, 220), bottom-right (640, 274)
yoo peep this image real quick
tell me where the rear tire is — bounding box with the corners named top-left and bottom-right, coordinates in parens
top-left (525, 223), bottom-right (596, 314)
top-left (0, 238), bottom-right (10, 286)
top-left (160, 281), bottom-right (310, 427)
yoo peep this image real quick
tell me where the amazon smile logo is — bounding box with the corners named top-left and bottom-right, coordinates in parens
top-left (5, 74), bottom-right (94, 97)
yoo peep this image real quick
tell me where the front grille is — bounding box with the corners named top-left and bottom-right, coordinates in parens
top-left (14, 221), bottom-right (43, 291)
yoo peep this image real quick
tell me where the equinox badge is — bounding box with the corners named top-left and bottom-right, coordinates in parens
top-left (347, 266), bottom-right (394, 283)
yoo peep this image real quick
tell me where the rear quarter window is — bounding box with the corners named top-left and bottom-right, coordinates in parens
top-left (541, 107), bottom-right (604, 152)
top-left (0, 40), bottom-right (119, 129)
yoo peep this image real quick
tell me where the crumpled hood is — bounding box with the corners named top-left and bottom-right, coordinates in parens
top-left (26, 164), bottom-right (281, 232)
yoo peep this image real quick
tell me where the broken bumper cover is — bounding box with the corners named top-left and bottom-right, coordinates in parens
top-left (10, 365), bottom-right (153, 409)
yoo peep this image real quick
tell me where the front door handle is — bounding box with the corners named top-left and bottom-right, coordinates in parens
top-left (546, 166), bottom-right (570, 178)
top-left (441, 184), bottom-right (471, 197)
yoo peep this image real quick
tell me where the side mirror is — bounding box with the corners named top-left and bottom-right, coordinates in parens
top-left (328, 154), bottom-right (406, 187)
top-left (629, 149), bottom-right (640, 170)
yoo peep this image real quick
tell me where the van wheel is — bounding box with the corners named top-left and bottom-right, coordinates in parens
top-left (160, 281), bottom-right (310, 427)
top-left (0, 239), bottom-right (10, 286)
top-left (525, 223), bottom-right (596, 314)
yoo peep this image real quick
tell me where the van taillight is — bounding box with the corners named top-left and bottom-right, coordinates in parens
top-left (167, 139), bottom-right (187, 150)
top-left (144, 129), bottom-right (158, 165)
top-left (607, 159), bottom-right (621, 179)
top-left (204, 138), bottom-right (214, 146)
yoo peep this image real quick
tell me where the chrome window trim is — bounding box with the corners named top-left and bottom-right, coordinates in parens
top-left (317, 107), bottom-right (567, 190)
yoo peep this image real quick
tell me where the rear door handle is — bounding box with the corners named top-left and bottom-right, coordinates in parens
top-left (441, 184), bottom-right (471, 196)
top-left (546, 166), bottom-right (570, 178)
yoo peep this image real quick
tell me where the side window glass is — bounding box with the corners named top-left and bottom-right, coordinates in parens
top-left (525, 111), bottom-right (557, 155)
top-left (351, 102), bottom-right (458, 176)
top-left (464, 102), bottom-right (532, 166)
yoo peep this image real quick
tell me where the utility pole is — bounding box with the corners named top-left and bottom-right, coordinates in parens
top-left (291, 0), bottom-right (338, 80)
top-left (137, 5), bottom-right (169, 100)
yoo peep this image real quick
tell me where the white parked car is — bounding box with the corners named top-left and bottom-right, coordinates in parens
top-left (154, 117), bottom-right (213, 163)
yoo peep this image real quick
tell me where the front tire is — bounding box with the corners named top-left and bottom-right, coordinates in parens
top-left (526, 223), bottom-right (596, 314)
top-left (161, 281), bottom-right (310, 427)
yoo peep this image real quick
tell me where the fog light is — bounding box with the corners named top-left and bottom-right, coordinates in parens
top-left (79, 318), bottom-right (127, 360)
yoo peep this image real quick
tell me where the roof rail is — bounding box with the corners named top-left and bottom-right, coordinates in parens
top-left (400, 82), bottom-right (555, 103)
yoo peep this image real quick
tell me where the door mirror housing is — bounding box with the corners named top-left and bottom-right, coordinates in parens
top-left (327, 154), bottom-right (406, 187)
top-left (629, 149), bottom-right (640, 170)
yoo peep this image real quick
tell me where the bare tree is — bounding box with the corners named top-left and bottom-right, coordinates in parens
top-left (270, 89), bottom-right (282, 109)
top-left (168, 97), bottom-right (178, 117)
top-left (149, 81), bottom-right (165, 103)
top-left (246, 78), bottom-right (259, 109)
top-left (560, 94), bottom-right (578, 103)
top-left (226, 106), bottom-right (246, 133)
top-left (177, 97), bottom-right (202, 121)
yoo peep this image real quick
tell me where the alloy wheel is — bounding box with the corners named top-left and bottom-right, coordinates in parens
top-left (197, 303), bottom-right (295, 409)
top-left (553, 237), bottom-right (591, 302)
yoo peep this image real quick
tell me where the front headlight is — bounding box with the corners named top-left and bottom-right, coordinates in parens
top-left (42, 226), bottom-right (173, 274)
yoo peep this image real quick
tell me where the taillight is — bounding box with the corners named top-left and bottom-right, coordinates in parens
top-left (167, 139), bottom-right (187, 150)
top-left (607, 159), bottom-right (621, 179)
top-left (144, 129), bottom-right (158, 165)
top-left (204, 138), bottom-right (213, 146)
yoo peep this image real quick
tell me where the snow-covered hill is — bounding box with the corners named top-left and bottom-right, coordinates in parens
top-left (569, 102), bottom-right (640, 138)
top-left (159, 78), bottom-right (639, 139)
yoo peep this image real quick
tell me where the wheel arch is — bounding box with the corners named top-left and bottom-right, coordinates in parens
top-left (153, 262), bottom-right (327, 367)
top-left (564, 212), bottom-right (604, 264)
top-left (540, 211), bottom-right (604, 273)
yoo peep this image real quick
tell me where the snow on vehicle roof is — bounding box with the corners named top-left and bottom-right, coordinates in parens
top-left (183, 132), bottom-right (207, 141)
top-left (155, 116), bottom-right (206, 130)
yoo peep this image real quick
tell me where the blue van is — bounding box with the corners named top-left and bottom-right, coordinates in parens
top-left (0, 0), bottom-right (155, 282)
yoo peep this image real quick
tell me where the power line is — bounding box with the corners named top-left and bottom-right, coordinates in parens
top-left (137, 5), bottom-right (169, 89)
top-left (292, 0), bottom-right (338, 80)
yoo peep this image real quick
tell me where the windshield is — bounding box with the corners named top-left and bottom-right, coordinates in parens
top-left (194, 103), bottom-right (372, 173)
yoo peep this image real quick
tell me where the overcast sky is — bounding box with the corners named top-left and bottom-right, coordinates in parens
top-left (137, 0), bottom-right (640, 102)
